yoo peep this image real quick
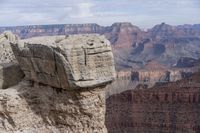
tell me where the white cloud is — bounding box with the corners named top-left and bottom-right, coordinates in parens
top-left (0, 0), bottom-right (199, 28)
top-left (69, 3), bottom-right (94, 18)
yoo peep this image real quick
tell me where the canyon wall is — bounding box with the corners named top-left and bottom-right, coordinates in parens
top-left (106, 68), bottom-right (197, 97)
top-left (132, 68), bottom-right (196, 83)
top-left (106, 77), bottom-right (200, 133)
top-left (0, 24), bottom-right (105, 39)
top-left (1, 23), bottom-right (200, 70)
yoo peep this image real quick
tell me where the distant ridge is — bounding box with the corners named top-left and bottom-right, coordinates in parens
top-left (1, 22), bottom-right (200, 70)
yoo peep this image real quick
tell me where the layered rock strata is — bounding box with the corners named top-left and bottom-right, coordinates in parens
top-left (132, 68), bottom-right (196, 83)
top-left (106, 68), bottom-right (197, 97)
top-left (106, 78), bottom-right (200, 133)
top-left (0, 34), bottom-right (116, 132)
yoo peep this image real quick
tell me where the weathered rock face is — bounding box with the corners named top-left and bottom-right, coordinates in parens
top-left (132, 68), bottom-right (196, 83)
top-left (106, 77), bottom-right (200, 133)
top-left (0, 32), bottom-right (24, 89)
top-left (104, 22), bottom-right (143, 48)
top-left (0, 82), bottom-right (107, 133)
top-left (0, 31), bottom-right (18, 63)
top-left (128, 23), bottom-right (200, 69)
top-left (11, 34), bottom-right (116, 89)
top-left (2, 34), bottom-right (116, 132)
top-left (0, 63), bottom-right (24, 89)
top-left (132, 70), bottom-right (170, 83)
top-left (105, 67), bottom-right (197, 97)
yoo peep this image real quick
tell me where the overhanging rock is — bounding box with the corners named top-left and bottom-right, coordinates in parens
top-left (9, 34), bottom-right (116, 133)
top-left (11, 34), bottom-right (116, 89)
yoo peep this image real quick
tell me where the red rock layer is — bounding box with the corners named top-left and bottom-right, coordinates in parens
top-left (106, 80), bottom-right (200, 133)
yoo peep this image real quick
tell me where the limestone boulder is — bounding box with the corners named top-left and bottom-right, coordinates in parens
top-left (11, 34), bottom-right (116, 89)
top-left (0, 34), bottom-right (116, 133)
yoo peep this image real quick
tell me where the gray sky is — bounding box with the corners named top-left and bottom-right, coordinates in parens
top-left (0, 0), bottom-right (200, 29)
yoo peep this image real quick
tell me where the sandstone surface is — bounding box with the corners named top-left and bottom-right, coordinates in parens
top-left (0, 32), bottom-right (24, 89)
top-left (11, 34), bottom-right (116, 89)
top-left (0, 81), bottom-right (107, 133)
top-left (0, 34), bottom-right (116, 133)
top-left (0, 31), bottom-right (18, 63)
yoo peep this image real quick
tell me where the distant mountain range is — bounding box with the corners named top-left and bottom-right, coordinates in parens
top-left (1, 22), bottom-right (200, 70)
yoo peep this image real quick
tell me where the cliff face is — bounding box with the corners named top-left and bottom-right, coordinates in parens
top-left (0, 34), bottom-right (116, 133)
top-left (176, 57), bottom-right (200, 68)
top-left (106, 77), bottom-right (200, 133)
top-left (128, 23), bottom-right (200, 69)
top-left (132, 68), bottom-right (196, 83)
top-left (105, 67), bottom-right (197, 97)
top-left (104, 22), bottom-right (143, 48)
top-left (0, 24), bottom-right (105, 39)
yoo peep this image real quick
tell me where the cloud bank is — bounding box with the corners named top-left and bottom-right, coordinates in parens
top-left (0, 0), bottom-right (200, 28)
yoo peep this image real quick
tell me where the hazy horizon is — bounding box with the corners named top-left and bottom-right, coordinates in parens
top-left (0, 0), bottom-right (200, 29)
top-left (1, 22), bottom-right (200, 31)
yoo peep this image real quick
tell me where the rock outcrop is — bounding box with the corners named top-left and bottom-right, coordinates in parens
top-left (11, 34), bottom-right (115, 89)
top-left (0, 31), bottom-right (18, 63)
top-left (0, 82), bottom-right (108, 133)
top-left (0, 34), bottom-right (116, 132)
top-left (0, 32), bottom-right (24, 89)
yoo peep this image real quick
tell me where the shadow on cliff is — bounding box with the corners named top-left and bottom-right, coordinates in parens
top-left (16, 82), bottom-right (102, 129)
top-left (16, 82), bottom-right (78, 126)
top-left (1, 63), bottom-right (24, 89)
